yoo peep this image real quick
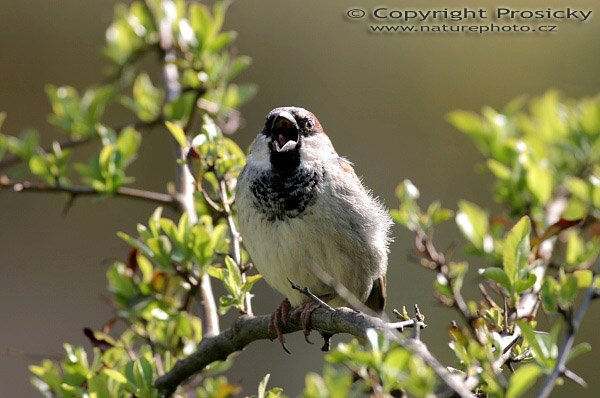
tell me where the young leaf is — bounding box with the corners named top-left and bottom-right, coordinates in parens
top-left (526, 164), bottom-right (553, 204)
top-left (165, 121), bottom-right (187, 148)
top-left (506, 364), bottom-right (542, 398)
top-left (479, 268), bottom-right (512, 292)
top-left (116, 127), bottom-right (141, 165)
top-left (503, 216), bottom-right (531, 284)
top-left (514, 274), bottom-right (536, 293)
top-left (456, 201), bottom-right (489, 251)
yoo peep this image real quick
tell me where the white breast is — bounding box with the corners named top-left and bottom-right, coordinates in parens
top-left (236, 160), bottom-right (389, 307)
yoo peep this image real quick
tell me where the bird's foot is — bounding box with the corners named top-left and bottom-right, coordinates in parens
top-left (291, 293), bottom-right (335, 345)
top-left (268, 298), bottom-right (292, 354)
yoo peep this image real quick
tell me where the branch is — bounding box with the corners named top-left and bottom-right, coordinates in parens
top-left (154, 308), bottom-right (473, 398)
top-left (414, 231), bottom-right (477, 330)
top-left (218, 178), bottom-right (253, 315)
top-left (157, 0), bottom-right (219, 336)
top-left (535, 258), bottom-right (599, 398)
top-left (0, 176), bottom-right (178, 209)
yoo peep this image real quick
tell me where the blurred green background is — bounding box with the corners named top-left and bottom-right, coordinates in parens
top-left (1, 0), bottom-right (599, 396)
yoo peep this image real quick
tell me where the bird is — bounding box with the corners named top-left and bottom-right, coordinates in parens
top-left (236, 106), bottom-right (392, 352)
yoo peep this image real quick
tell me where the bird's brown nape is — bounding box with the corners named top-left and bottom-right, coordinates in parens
top-left (305, 110), bottom-right (325, 135)
top-left (365, 275), bottom-right (387, 315)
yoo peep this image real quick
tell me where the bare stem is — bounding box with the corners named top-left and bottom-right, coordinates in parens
top-left (0, 176), bottom-right (178, 209)
top-left (288, 278), bottom-right (335, 311)
top-left (535, 258), bottom-right (599, 398)
top-left (414, 231), bottom-right (477, 332)
top-left (218, 178), bottom-right (252, 315)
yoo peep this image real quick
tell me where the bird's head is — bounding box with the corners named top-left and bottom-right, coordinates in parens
top-left (248, 106), bottom-right (336, 172)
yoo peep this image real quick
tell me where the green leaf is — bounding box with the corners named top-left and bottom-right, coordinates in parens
top-left (304, 373), bottom-right (327, 398)
top-left (165, 121), bottom-right (187, 147)
top-left (514, 273), bottom-right (536, 293)
top-left (131, 73), bottom-right (164, 122)
top-left (559, 275), bottom-right (578, 305)
top-left (188, 3), bottom-right (211, 48)
top-left (517, 321), bottom-right (547, 367)
top-left (207, 265), bottom-right (225, 280)
top-left (426, 201), bottom-right (454, 225)
top-left (447, 110), bottom-right (485, 137)
top-left (236, 83), bottom-right (258, 107)
top-left (137, 357), bottom-right (153, 388)
top-left (566, 232), bottom-right (584, 266)
top-left (456, 201), bottom-right (489, 251)
top-left (565, 177), bottom-right (590, 202)
top-left (102, 368), bottom-right (128, 384)
top-left (226, 55), bottom-right (252, 82)
top-left (573, 270), bottom-right (593, 288)
top-left (225, 256), bottom-right (242, 290)
top-left (242, 274), bottom-right (262, 293)
top-left (503, 216), bottom-right (531, 285)
top-left (257, 373), bottom-right (271, 398)
top-left (209, 31), bottom-right (237, 53)
top-left (541, 277), bottom-right (558, 312)
top-left (526, 164), bottom-right (553, 204)
top-left (487, 159), bottom-right (511, 180)
top-left (434, 276), bottom-right (453, 300)
top-left (164, 92), bottom-right (196, 124)
top-left (29, 155), bottom-right (49, 179)
top-left (567, 342), bottom-right (591, 363)
top-left (7, 129), bottom-right (39, 160)
top-left (116, 127), bottom-right (141, 165)
top-left (479, 267), bottom-right (512, 292)
top-left (506, 364), bottom-right (542, 398)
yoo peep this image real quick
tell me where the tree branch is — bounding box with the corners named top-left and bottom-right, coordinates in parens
top-left (218, 178), bottom-right (253, 315)
top-left (0, 175), bottom-right (179, 209)
top-left (154, 307), bottom-right (473, 398)
top-left (414, 231), bottom-right (477, 332)
top-left (535, 258), bottom-right (599, 398)
top-left (157, 0), bottom-right (220, 336)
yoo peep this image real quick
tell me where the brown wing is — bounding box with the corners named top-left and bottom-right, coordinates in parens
top-left (364, 275), bottom-right (387, 315)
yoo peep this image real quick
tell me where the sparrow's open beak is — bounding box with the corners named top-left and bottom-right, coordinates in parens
top-left (270, 111), bottom-right (299, 152)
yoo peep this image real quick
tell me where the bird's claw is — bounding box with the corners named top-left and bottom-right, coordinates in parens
top-left (292, 301), bottom-right (321, 345)
top-left (269, 299), bottom-right (291, 354)
top-left (269, 294), bottom-right (334, 352)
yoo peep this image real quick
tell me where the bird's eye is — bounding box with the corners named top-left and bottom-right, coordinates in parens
top-left (306, 120), bottom-right (314, 129)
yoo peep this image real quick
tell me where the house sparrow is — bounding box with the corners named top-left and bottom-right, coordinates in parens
top-left (236, 107), bottom-right (392, 351)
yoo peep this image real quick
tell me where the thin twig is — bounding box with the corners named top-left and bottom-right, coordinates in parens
top-left (0, 176), bottom-right (179, 209)
top-left (386, 319), bottom-right (427, 332)
top-left (307, 263), bottom-right (378, 317)
top-left (563, 368), bottom-right (588, 388)
top-left (412, 304), bottom-right (424, 341)
top-left (414, 231), bottom-right (478, 334)
top-left (479, 283), bottom-right (500, 309)
top-left (535, 258), bottom-right (599, 398)
top-left (288, 278), bottom-right (335, 311)
top-left (219, 178), bottom-right (252, 314)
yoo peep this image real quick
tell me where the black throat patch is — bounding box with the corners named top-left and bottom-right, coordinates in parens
top-left (249, 166), bottom-right (323, 221)
top-left (269, 144), bottom-right (301, 171)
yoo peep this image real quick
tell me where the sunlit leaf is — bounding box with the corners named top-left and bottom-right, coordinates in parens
top-left (506, 364), bottom-right (542, 398)
top-left (503, 216), bottom-right (531, 284)
top-left (165, 121), bottom-right (187, 148)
